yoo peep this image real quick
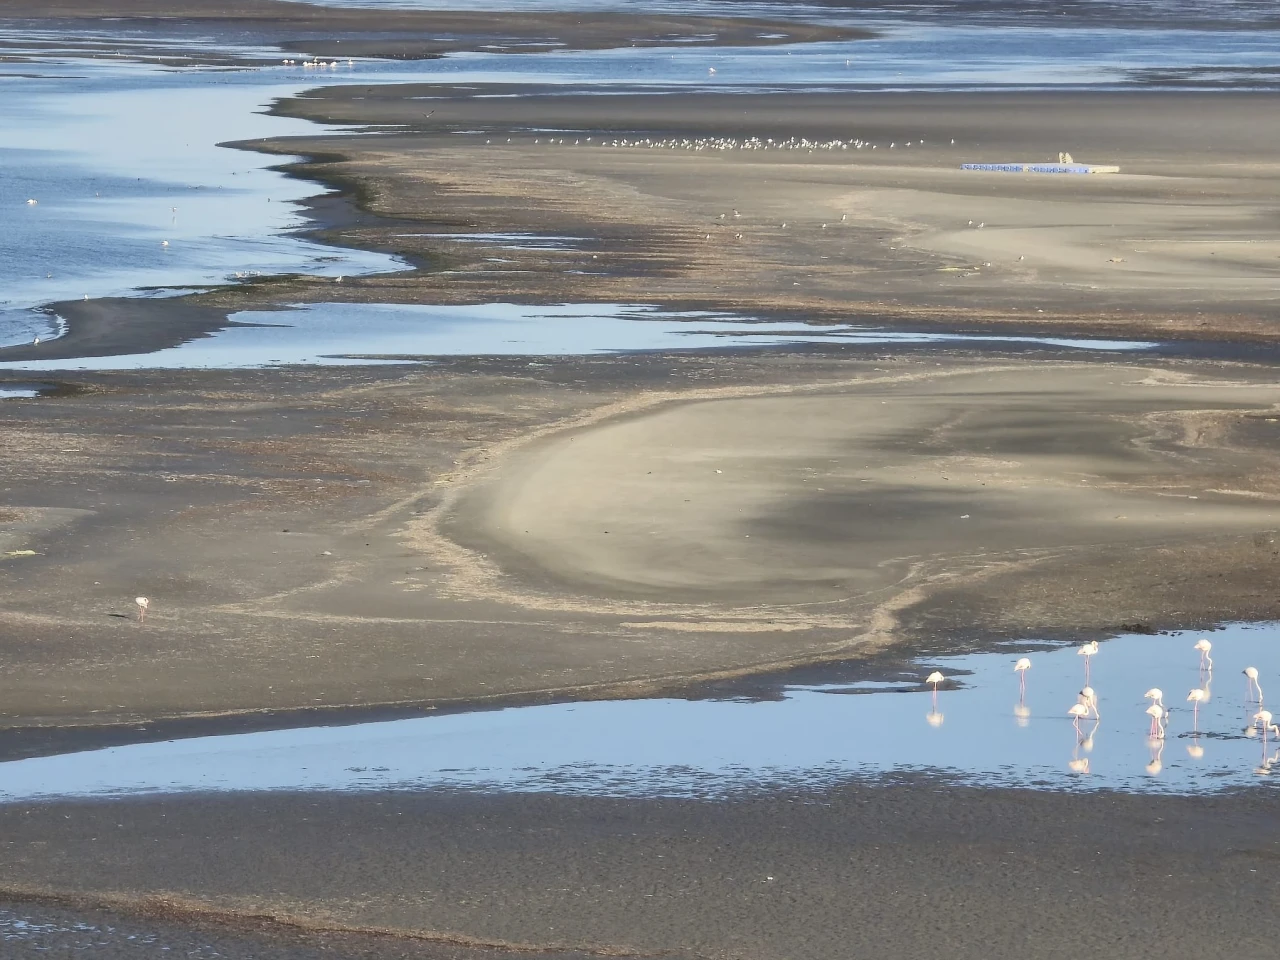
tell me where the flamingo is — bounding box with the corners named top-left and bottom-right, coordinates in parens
top-left (1014, 657), bottom-right (1031, 696)
top-left (1244, 666), bottom-right (1263, 703)
top-left (1146, 736), bottom-right (1165, 775)
top-left (925, 671), bottom-right (945, 709)
top-left (1068, 702), bottom-right (1090, 734)
top-left (1194, 637), bottom-right (1213, 671)
top-left (1079, 686), bottom-right (1100, 719)
top-left (135, 596), bottom-right (150, 622)
top-left (1255, 709), bottom-right (1280, 739)
top-left (1145, 702), bottom-right (1167, 739)
top-left (1187, 688), bottom-right (1207, 729)
top-left (1144, 688), bottom-right (1164, 713)
top-left (1077, 641), bottom-right (1099, 684)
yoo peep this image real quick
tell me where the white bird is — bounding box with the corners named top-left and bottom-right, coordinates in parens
top-left (1144, 687), bottom-right (1164, 707)
top-left (135, 596), bottom-right (150, 622)
top-left (32, 336), bottom-right (40, 346)
top-left (1078, 686), bottom-right (1100, 719)
top-left (925, 670), bottom-right (945, 694)
top-left (25, 198), bottom-right (37, 205)
top-left (1068, 702), bottom-right (1090, 733)
top-left (161, 240), bottom-right (170, 247)
top-left (1014, 657), bottom-right (1031, 695)
top-left (1194, 637), bottom-right (1213, 670)
top-left (1187, 687), bottom-right (1207, 727)
top-left (1256, 709), bottom-right (1279, 738)
top-left (1145, 702), bottom-right (1167, 739)
top-left (1244, 666), bottom-right (1263, 702)
top-left (1077, 641), bottom-right (1099, 684)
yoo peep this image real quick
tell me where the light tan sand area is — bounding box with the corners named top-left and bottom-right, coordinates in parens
top-left (440, 363), bottom-right (1280, 611)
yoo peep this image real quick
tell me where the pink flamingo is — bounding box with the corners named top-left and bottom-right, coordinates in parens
top-left (1068, 702), bottom-right (1090, 735)
top-left (1194, 638), bottom-right (1213, 672)
top-left (135, 596), bottom-right (150, 623)
top-left (1077, 641), bottom-right (1099, 685)
top-left (1187, 688), bottom-right (1207, 730)
top-left (1145, 702), bottom-right (1167, 739)
top-left (1244, 667), bottom-right (1263, 703)
top-left (1014, 657), bottom-right (1031, 698)
top-left (925, 671), bottom-right (945, 710)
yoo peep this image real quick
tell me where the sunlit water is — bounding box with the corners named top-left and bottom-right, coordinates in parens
top-left (1, 624), bottom-right (1276, 804)
top-left (0, 302), bottom-right (1154, 370)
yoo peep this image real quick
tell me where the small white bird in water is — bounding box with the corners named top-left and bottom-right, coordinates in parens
top-left (25, 198), bottom-right (37, 205)
top-left (135, 596), bottom-right (150, 622)
top-left (161, 240), bottom-right (170, 247)
top-left (32, 336), bottom-right (40, 346)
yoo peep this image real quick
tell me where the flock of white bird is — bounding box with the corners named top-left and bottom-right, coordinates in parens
top-left (522, 135), bottom-right (955, 153)
top-left (923, 636), bottom-right (1280, 776)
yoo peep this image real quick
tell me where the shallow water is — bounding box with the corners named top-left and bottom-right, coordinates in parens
top-left (0, 386), bottom-right (41, 399)
top-left (0, 302), bottom-right (1154, 370)
top-left (0, 65), bottom-right (403, 348)
top-left (1, 624), bottom-right (1276, 804)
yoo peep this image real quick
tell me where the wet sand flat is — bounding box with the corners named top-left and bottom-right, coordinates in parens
top-left (230, 90), bottom-right (1280, 343)
top-left (1, 780), bottom-right (1277, 959)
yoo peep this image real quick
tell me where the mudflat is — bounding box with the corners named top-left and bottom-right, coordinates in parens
top-left (2, 353), bottom-right (1279, 733)
top-left (3, 12), bottom-right (1280, 959)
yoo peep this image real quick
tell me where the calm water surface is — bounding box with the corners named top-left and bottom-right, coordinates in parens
top-left (1, 624), bottom-right (1276, 803)
top-left (0, 302), bottom-right (1154, 370)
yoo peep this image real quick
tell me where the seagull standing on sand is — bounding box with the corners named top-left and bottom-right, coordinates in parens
top-left (135, 596), bottom-right (150, 623)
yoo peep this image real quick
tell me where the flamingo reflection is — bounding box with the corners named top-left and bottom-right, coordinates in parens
top-left (926, 709), bottom-right (945, 728)
top-left (1146, 736), bottom-right (1166, 776)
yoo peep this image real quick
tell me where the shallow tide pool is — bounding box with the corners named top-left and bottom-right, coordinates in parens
top-left (1, 624), bottom-right (1276, 804)
top-left (0, 302), bottom-right (1154, 370)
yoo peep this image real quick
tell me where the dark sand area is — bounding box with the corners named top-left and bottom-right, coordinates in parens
top-left (2, 780), bottom-right (1278, 959)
